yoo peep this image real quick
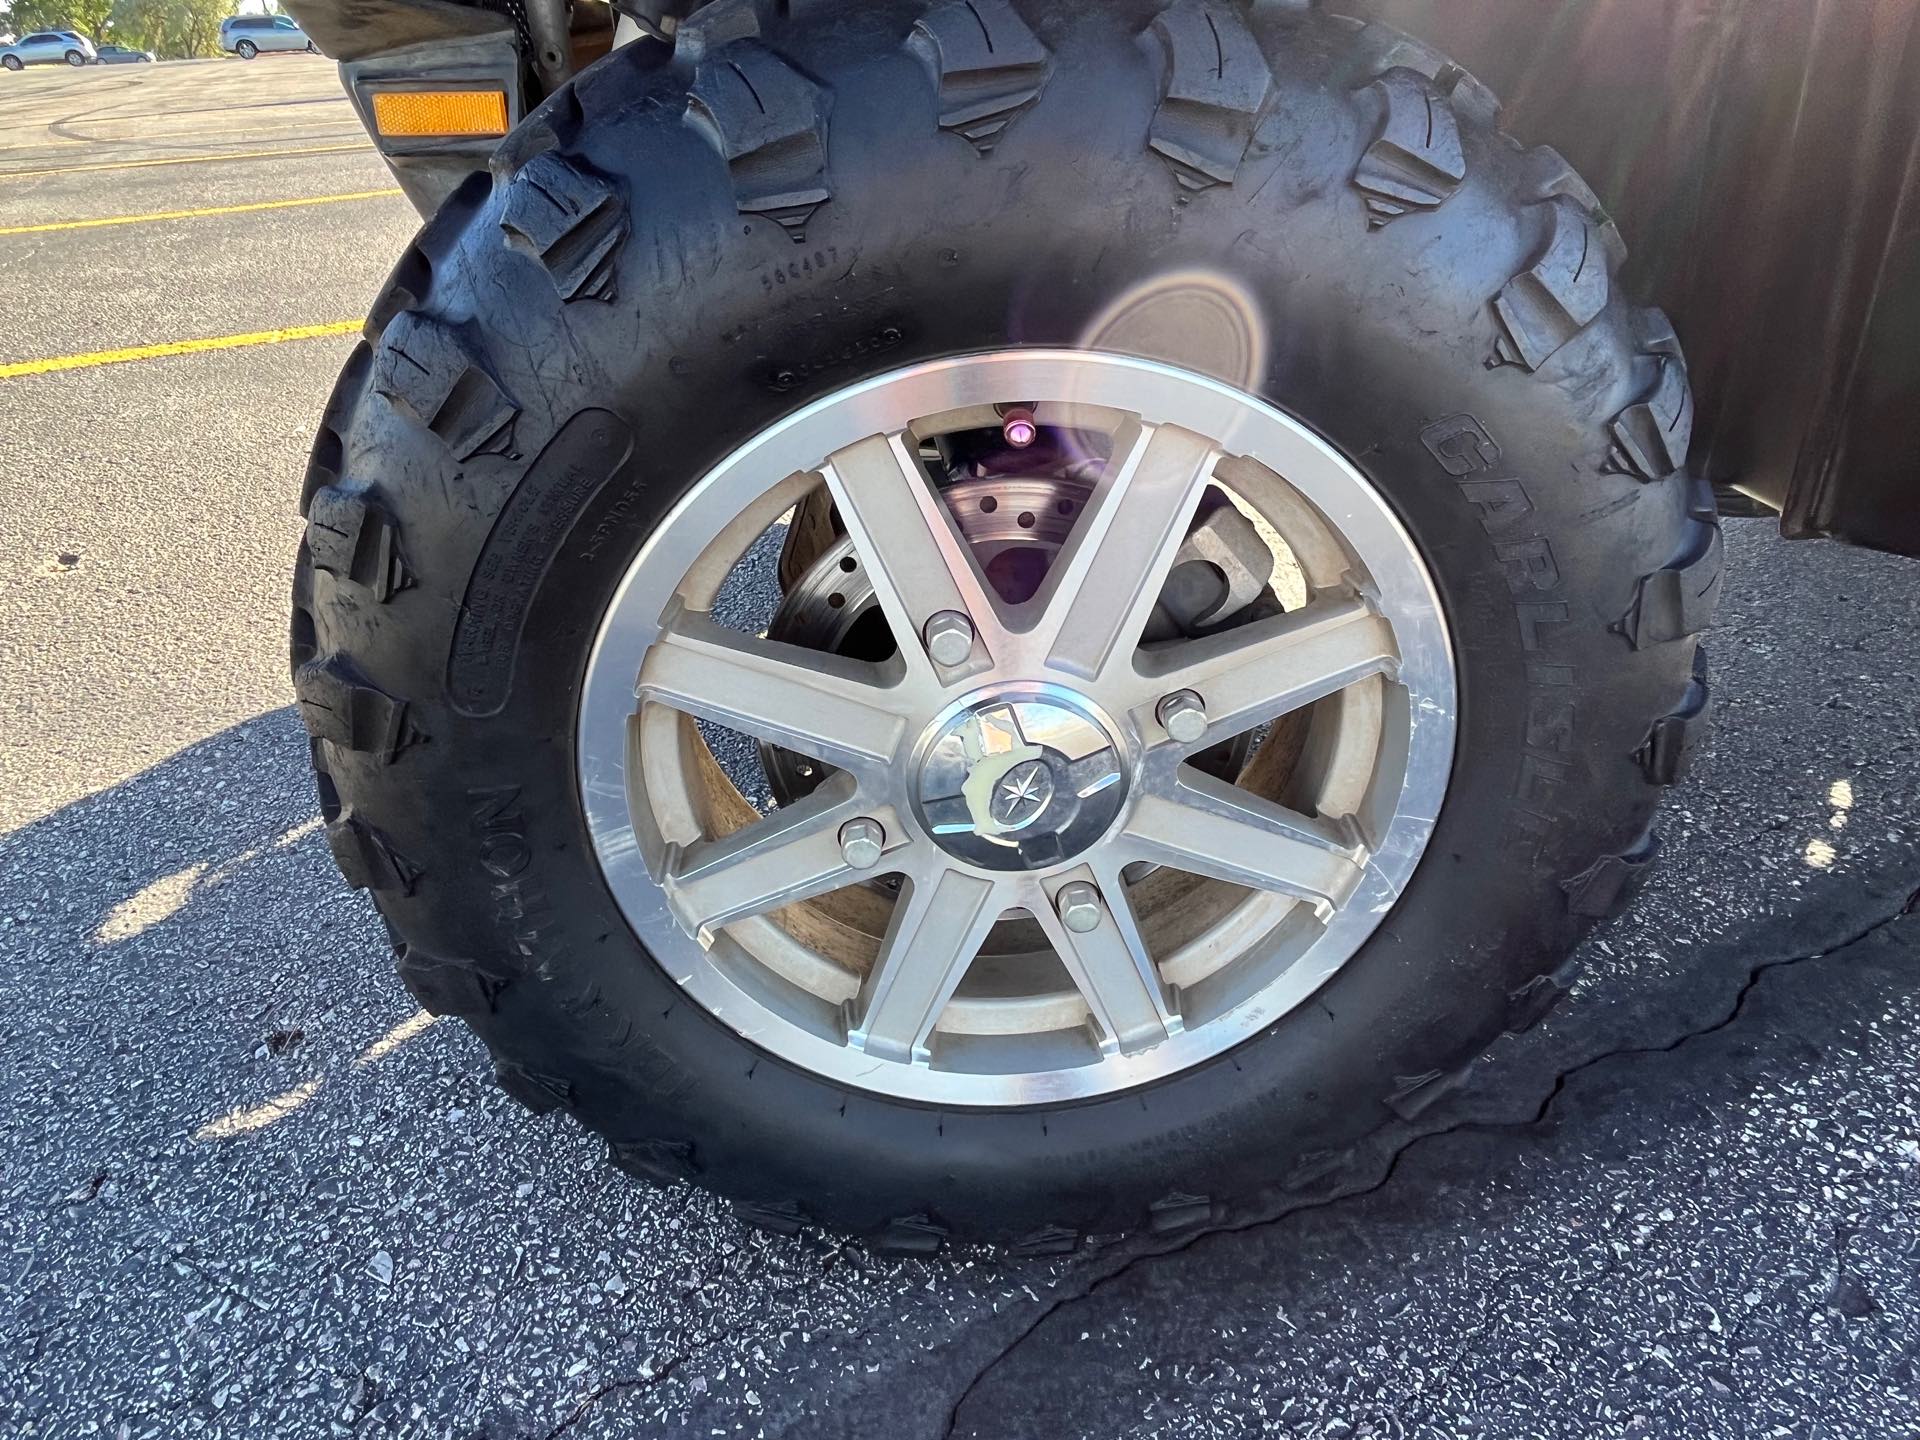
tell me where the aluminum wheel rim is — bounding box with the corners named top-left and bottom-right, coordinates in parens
top-left (579, 350), bottom-right (1456, 1105)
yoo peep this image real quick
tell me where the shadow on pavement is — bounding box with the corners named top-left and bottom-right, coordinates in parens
top-left (3, 519), bottom-right (1920, 1439)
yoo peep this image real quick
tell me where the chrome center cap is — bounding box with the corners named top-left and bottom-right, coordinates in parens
top-left (914, 692), bottom-right (1126, 872)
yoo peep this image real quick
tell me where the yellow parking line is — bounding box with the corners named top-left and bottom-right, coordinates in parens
top-left (0, 142), bottom-right (376, 181)
top-left (0, 189), bottom-right (404, 236)
top-left (0, 321), bottom-right (364, 380)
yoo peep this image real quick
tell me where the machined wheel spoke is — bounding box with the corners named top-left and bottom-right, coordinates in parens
top-left (1135, 596), bottom-right (1398, 747)
top-left (1033, 868), bottom-right (1182, 1056)
top-left (665, 779), bottom-right (892, 942)
top-left (638, 609), bottom-right (909, 776)
top-left (1036, 421), bottom-right (1223, 682)
top-left (1121, 770), bottom-right (1367, 913)
top-left (819, 431), bottom-right (1004, 671)
top-left (847, 869), bottom-right (1004, 1065)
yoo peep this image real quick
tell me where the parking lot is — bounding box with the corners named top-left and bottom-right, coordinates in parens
top-left (3, 56), bottom-right (1919, 1440)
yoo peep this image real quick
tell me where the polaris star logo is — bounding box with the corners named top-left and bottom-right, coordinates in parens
top-left (989, 759), bottom-right (1055, 832)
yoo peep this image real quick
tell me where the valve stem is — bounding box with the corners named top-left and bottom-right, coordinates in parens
top-left (1001, 407), bottom-right (1038, 449)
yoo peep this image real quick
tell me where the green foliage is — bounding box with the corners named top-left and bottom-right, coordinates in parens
top-left (5, 0), bottom-right (115, 42)
top-left (102, 0), bottom-right (229, 56)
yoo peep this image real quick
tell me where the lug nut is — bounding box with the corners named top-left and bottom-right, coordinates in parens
top-left (1056, 881), bottom-right (1104, 934)
top-left (1156, 689), bottom-right (1208, 744)
top-left (838, 817), bottom-right (885, 871)
top-left (923, 610), bottom-right (975, 667)
top-left (1001, 406), bottom-right (1038, 449)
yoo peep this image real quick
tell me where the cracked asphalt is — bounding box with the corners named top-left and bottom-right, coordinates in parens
top-left (5, 59), bottom-right (1920, 1440)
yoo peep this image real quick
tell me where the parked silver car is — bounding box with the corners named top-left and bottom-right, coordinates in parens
top-left (0, 31), bottom-right (97, 69)
top-left (219, 15), bottom-right (315, 58)
top-left (95, 44), bottom-right (156, 64)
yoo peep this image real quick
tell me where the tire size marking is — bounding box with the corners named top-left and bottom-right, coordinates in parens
top-left (470, 786), bottom-right (569, 977)
top-left (1421, 414), bottom-right (1576, 854)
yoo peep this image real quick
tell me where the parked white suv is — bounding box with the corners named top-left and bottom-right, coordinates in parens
top-left (0, 31), bottom-right (97, 69)
top-left (219, 15), bottom-right (314, 58)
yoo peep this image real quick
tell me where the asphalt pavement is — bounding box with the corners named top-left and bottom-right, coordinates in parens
top-left (2, 57), bottom-right (1919, 1440)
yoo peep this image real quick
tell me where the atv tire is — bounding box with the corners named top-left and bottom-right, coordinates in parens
top-left (293, 0), bottom-right (1717, 1249)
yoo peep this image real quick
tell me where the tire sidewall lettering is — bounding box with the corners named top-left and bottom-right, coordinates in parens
top-left (469, 786), bottom-right (569, 974)
top-left (758, 246), bottom-right (841, 293)
top-left (1421, 413), bottom-right (1579, 856)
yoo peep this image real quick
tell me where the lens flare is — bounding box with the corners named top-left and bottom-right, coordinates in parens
top-left (1078, 269), bottom-right (1268, 391)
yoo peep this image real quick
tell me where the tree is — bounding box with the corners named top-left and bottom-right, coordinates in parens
top-left (4, 0), bottom-right (113, 42)
top-left (104, 0), bottom-right (228, 56)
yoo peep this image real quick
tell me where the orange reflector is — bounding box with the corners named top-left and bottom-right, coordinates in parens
top-left (370, 90), bottom-right (509, 139)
